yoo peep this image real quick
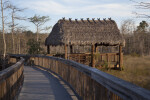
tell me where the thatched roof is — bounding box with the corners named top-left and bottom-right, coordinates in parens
top-left (45, 18), bottom-right (125, 46)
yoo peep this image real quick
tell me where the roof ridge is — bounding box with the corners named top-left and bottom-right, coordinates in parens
top-left (59, 17), bottom-right (115, 23)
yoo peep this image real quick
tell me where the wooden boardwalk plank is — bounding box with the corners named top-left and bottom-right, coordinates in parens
top-left (18, 66), bottom-right (79, 100)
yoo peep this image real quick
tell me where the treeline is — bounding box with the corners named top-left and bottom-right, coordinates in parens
top-left (121, 20), bottom-right (150, 56)
top-left (0, 31), bottom-right (48, 54)
top-left (123, 32), bottom-right (150, 56)
top-left (0, 20), bottom-right (150, 56)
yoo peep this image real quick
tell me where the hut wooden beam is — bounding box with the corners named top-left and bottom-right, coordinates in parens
top-left (91, 44), bottom-right (95, 67)
top-left (47, 45), bottom-right (50, 54)
top-left (95, 44), bottom-right (98, 53)
top-left (65, 44), bottom-right (68, 59)
top-left (70, 45), bottom-right (73, 54)
top-left (119, 45), bottom-right (123, 70)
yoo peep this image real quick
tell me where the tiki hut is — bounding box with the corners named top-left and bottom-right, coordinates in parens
top-left (45, 18), bottom-right (125, 69)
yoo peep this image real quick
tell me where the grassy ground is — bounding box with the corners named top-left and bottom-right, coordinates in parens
top-left (101, 55), bottom-right (150, 90)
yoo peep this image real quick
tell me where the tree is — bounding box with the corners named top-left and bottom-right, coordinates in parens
top-left (7, 4), bottom-right (26, 54)
top-left (120, 19), bottom-right (136, 34)
top-left (137, 21), bottom-right (149, 32)
top-left (16, 26), bottom-right (26, 54)
top-left (0, 0), bottom-right (9, 69)
top-left (1, 0), bottom-right (6, 58)
top-left (27, 39), bottom-right (43, 54)
top-left (130, 0), bottom-right (150, 19)
top-left (43, 26), bottom-right (52, 34)
top-left (28, 15), bottom-right (50, 41)
top-left (24, 30), bottom-right (34, 36)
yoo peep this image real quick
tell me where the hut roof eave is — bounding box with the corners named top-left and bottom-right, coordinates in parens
top-left (45, 18), bottom-right (125, 46)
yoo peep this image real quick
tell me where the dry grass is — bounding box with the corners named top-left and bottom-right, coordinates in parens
top-left (102, 55), bottom-right (150, 90)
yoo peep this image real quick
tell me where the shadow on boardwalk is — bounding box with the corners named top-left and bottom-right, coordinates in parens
top-left (18, 66), bottom-right (80, 100)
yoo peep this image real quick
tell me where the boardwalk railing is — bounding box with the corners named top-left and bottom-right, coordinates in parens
top-left (68, 53), bottom-right (91, 65)
top-left (68, 53), bottom-right (119, 68)
top-left (0, 57), bottom-right (24, 100)
top-left (27, 55), bottom-right (150, 100)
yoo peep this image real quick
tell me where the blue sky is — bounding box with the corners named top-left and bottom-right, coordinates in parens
top-left (7, 0), bottom-right (150, 33)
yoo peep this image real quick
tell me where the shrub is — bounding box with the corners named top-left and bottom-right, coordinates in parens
top-left (27, 39), bottom-right (43, 54)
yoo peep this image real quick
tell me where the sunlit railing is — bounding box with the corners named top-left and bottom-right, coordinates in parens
top-left (28, 55), bottom-right (150, 100)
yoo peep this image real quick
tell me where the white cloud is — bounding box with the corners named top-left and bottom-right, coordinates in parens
top-left (11, 0), bottom-right (149, 32)
top-left (62, 0), bottom-right (92, 4)
top-left (19, 0), bottom-right (135, 17)
top-left (23, 0), bottom-right (70, 15)
top-left (82, 4), bottom-right (134, 17)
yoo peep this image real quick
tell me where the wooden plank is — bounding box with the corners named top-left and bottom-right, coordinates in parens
top-left (91, 45), bottom-right (95, 67)
top-left (65, 44), bottom-right (68, 59)
top-left (119, 45), bottom-right (123, 70)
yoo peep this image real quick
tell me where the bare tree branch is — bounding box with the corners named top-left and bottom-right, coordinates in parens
top-left (130, 0), bottom-right (150, 19)
top-left (133, 12), bottom-right (150, 18)
top-left (7, 3), bottom-right (26, 54)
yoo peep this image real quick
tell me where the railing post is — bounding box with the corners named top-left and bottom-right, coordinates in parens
top-left (119, 45), bottom-right (123, 70)
top-left (114, 54), bottom-right (116, 62)
top-left (106, 53), bottom-right (109, 69)
top-left (65, 44), bottom-right (68, 59)
top-left (91, 44), bottom-right (95, 67)
top-left (43, 58), bottom-right (44, 67)
top-left (79, 55), bottom-right (80, 63)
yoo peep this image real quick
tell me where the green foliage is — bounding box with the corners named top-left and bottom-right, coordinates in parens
top-left (137, 21), bottom-right (149, 32)
top-left (27, 39), bottom-right (43, 54)
top-left (28, 15), bottom-right (50, 41)
top-left (101, 61), bottom-right (108, 69)
top-left (94, 53), bottom-right (109, 70)
top-left (28, 15), bottom-right (50, 27)
top-left (23, 30), bottom-right (34, 37)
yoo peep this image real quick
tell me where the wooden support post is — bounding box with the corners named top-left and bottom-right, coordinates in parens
top-left (119, 45), bottom-right (123, 70)
top-left (114, 54), bottom-right (116, 62)
top-left (106, 53), bottom-right (109, 69)
top-left (78, 55), bottom-right (80, 63)
top-left (65, 44), bottom-right (68, 59)
top-left (91, 44), bottom-right (95, 67)
top-left (95, 44), bottom-right (98, 53)
top-left (47, 45), bottom-right (50, 54)
top-left (70, 45), bottom-right (73, 54)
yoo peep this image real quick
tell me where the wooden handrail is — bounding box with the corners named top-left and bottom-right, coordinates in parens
top-left (0, 57), bottom-right (24, 100)
top-left (11, 54), bottom-right (150, 100)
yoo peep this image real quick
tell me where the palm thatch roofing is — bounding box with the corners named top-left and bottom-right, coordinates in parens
top-left (45, 18), bottom-right (125, 46)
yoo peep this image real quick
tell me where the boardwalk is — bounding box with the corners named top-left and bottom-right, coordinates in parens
top-left (18, 66), bottom-right (79, 100)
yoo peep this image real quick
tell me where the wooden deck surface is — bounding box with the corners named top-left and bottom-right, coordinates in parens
top-left (18, 66), bottom-right (79, 100)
